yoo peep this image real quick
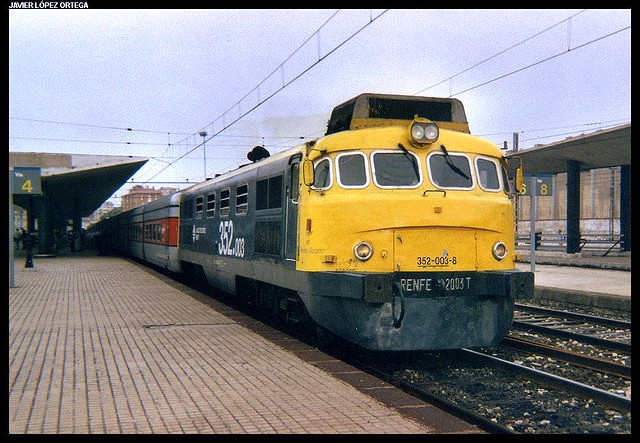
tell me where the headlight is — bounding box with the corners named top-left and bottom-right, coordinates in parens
top-left (410, 121), bottom-right (439, 144)
top-left (411, 124), bottom-right (425, 140)
top-left (354, 241), bottom-right (373, 261)
top-left (492, 241), bottom-right (508, 260)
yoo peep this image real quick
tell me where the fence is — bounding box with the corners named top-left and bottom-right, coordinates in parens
top-left (516, 232), bottom-right (624, 256)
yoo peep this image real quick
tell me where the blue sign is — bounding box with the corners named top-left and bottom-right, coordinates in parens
top-left (12, 167), bottom-right (42, 195)
top-left (522, 174), bottom-right (553, 196)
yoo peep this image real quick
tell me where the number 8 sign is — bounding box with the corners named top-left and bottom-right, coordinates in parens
top-left (522, 175), bottom-right (553, 197)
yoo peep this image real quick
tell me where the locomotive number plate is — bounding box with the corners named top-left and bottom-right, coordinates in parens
top-left (416, 255), bottom-right (457, 268)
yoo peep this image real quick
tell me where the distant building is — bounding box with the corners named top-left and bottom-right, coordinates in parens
top-left (84, 201), bottom-right (115, 227)
top-left (121, 185), bottom-right (177, 211)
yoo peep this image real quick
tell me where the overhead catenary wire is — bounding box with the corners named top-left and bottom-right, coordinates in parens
top-left (8, 117), bottom-right (192, 135)
top-left (414, 9), bottom-right (589, 96)
top-left (142, 9), bottom-right (390, 184)
top-left (450, 25), bottom-right (630, 98)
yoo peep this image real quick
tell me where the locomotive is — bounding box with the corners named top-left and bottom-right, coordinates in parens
top-left (96, 93), bottom-right (534, 351)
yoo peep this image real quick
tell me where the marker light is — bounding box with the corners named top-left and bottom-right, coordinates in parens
top-left (410, 121), bottom-right (439, 144)
top-left (492, 241), bottom-right (508, 260)
top-left (354, 241), bottom-right (373, 261)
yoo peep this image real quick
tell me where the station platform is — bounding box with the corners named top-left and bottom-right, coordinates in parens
top-left (515, 250), bottom-right (631, 312)
top-left (9, 248), bottom-right (630, 434)
top-left (8, 250), bottom-right (477, 435)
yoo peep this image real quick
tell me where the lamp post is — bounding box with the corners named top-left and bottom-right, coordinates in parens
top-left (199, 131), bottom-right (208, 180)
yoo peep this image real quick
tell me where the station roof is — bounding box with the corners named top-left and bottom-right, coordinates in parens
top-left (9, 152), bottom-right (147, 218)
top-left (504, 123), bottom-right (630, 176)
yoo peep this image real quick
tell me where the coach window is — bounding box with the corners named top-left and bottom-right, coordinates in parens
top-left (236, 184), bottom-right (249, 215)
top-left (371, 150), bottom-right (421, 188)
top-left (427, 152), bottom-right (473, 190)
top-left (195, 196), bottom-right (204, 218)
top-left (180, 199), bottom-right (194, 219)
top-left (206, 192), bottom-right (216, 218)
top-left (257, 175), bottom-right (283, 210)
top-left (336, 152), bottom-right (369, 188)
top-left (220, 189), bottom-right (230, 217)
top-left (312, 157), bottom-right (332, 190)
top-left (475, 156), bottom-right (501, 192)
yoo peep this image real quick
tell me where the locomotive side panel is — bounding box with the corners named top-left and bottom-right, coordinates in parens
top-left (178, 150), bottom-right (305, 295)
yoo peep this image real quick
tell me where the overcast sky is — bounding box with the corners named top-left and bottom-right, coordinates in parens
top-left (9, 8), bottom-right (631, 204)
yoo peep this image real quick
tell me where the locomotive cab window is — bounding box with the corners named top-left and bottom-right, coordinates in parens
top-left (475, 156), bottom-right (501, 192)
top-left (501, 163), bottom-right (511, 195)
top-left (336, 152), bottom-right (369, 188)
top-left (427, 152), bottom-right (473, 189)
top-left (289, 163), bottom-right (300, 202)
top-left (371, 150), bottom-right (421, 188)
top-left (312, 157), bottom-right (332, 190)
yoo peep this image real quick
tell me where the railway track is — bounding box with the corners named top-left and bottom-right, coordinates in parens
top-left (513, 303), bottom-right (631, 353)
top-left (501, 335), bottom-right (631, 379)
top-left (355, 347), bottom-right (631, 433)
top-left (316, 303), bottom-right (632, 433)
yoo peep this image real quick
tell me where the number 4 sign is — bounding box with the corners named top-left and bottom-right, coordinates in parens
top-left (12, 167), bottom-right (42, 195)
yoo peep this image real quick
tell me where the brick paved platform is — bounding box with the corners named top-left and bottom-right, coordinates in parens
top-left (9, 253), bottom-right (439, 434)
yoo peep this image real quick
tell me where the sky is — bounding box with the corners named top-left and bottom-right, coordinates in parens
top-left (9, 8), bottom-right (631, 206)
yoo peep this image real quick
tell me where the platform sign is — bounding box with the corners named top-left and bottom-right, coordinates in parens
top-left (522, 174), bottom-right (553, 197)
top-left (12, 167), bottom-right (42, 195)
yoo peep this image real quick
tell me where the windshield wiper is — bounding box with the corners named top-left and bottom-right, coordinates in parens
top-left (440, 144), bottom-right (469, 180)
top-left (397, 143), bottom-right (420, 180)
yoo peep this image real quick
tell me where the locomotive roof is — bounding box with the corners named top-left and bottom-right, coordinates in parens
top-left (326, 93), bottom-right (470, 135)
top-left (182, 143), bottom-right (306, 194)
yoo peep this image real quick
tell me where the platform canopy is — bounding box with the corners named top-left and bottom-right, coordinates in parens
top-left (10, 152), bottom-right (147, 218)
top-left (503, 123), bottom-right (631, 254)
top-left (505, 123), bottom-right (630, 175)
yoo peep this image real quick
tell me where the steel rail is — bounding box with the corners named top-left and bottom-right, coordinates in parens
top-left (512, 320), bottom-right (631, 353)
top-left (502, 335), bottom-right (631, 379)
top-left (462, 348), bottom-right (631, 412)
top-left (514, 304), bottom-right (631, 329)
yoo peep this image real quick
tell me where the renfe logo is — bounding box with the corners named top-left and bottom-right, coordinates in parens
top-left (192, 225), bottom-right (206, 242)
